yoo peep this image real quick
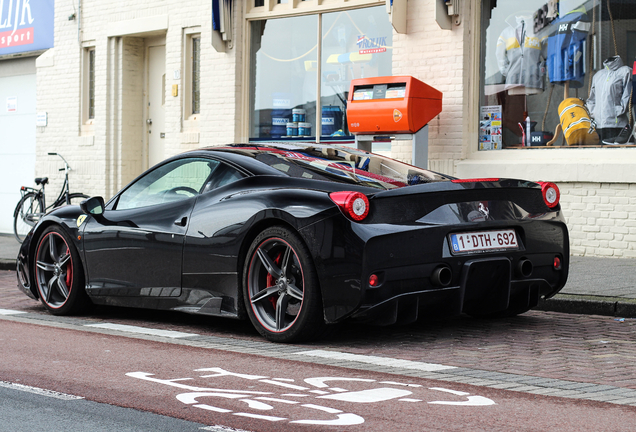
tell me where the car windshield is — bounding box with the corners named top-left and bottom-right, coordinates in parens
top-left (218, 144), bottom-right (451, 190)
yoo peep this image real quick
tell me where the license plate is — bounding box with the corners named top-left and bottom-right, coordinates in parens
top-left (450, 229), bottom-right (518, 254)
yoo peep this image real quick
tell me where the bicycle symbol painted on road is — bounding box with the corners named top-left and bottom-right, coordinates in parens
top-left (127, 367), bottom-right (496, 426)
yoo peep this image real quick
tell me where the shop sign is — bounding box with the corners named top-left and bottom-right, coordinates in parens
top-left (6, 96), bottom-right (17, 112)
top-left (0, 0), bottom-right (54, 56)
top-left (356, 35), bottom-right (388, 54)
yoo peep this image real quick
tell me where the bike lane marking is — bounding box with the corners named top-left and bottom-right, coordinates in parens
top-left (127, 366), bottom-right (497, 426)
top-left (2, 314), bottom-right (636, 407)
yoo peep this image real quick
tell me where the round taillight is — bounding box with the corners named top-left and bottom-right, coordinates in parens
top-left (368, 274), bottom-right (379, 287)
top-left (329, 191), bottom-right (370, 221)
top-left (539, 182), bottom-right (560, 208)
top-left (553, 256), bottom-right (562, 270)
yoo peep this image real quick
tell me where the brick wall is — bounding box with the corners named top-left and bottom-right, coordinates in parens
top-left (36, 0), bottom-right (240, 199)
top-left (560, 183), bottom-right (636, 258)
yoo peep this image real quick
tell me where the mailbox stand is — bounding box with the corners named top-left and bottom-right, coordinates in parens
top-left (346, 76), bottom-right (442, 169)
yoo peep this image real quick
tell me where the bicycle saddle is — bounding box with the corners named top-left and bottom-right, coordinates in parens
top-left (35, 177), bottom-right (49, 185)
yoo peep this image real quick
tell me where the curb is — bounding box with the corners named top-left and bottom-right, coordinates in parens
top-left (1, 258), bottom-right (634, 319)
top-left (0, 259), bottom-right (15, 271)
top-left (536, 293), bottom-right (636, 318)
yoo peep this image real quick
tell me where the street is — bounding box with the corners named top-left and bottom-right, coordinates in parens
top-left (1, 270), bottom-right (636, 431)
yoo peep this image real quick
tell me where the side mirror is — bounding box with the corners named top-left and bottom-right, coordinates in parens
top-left (80, 196), bottom-right (105, 215)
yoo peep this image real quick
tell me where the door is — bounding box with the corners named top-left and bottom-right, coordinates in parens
top-left (82, 158), bottom-right (217, 297)
top-left (147, 44), bottom-right (166, 168)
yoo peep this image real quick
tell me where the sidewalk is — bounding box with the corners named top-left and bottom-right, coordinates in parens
top-left (1, 232), bottom-right (635, 317)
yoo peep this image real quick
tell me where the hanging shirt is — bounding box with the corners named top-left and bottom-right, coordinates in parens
top-left (546, 9), bottom-right (591, 88)
top-left (496, 16), bottom-right (547, 91)
top-left (586, 56), bottom-right (633, 129)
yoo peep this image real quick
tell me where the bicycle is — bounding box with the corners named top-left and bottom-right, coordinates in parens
top-left (13, 152), bottom-right (89, 243)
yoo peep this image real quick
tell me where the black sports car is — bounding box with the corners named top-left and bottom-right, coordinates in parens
top-left (16, 143), bottom-right (569, 342)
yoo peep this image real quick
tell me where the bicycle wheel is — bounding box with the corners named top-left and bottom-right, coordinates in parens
top-left (67, 193), bottom-right (90, 206)
top-left (14, 192), bottom-right (44, 243)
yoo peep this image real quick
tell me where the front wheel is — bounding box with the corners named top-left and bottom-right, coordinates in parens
top-left (34, 226), bottom-right (90, 315)
top-left (243, 226), bottom-right (325, 343)
top-left (14, 192), bottom-right (43, 243)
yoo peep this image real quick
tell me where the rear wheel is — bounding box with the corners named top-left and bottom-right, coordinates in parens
top-left (243, 226), bottom-right (325, 343)
top-left (34, 226), bottom-right (90, 315)
top-left (14, 192), bottom-right (43, 243)
top-left (60, 192), bottom-right (90, 207)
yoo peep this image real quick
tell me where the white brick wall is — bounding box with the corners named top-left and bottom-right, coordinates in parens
top-left (36, 0), bottom-right (240, 200)
top-left (560, 183), bottom-right (636, 258)
top-left (34, 0), bottom-right (636, 258)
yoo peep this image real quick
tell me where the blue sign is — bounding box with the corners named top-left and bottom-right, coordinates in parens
top-left (0, 0), bottom-right (54, 56)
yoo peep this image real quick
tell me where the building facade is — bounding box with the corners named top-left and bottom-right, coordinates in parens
top-left (0, 0), bottom-right (54, 233)
top-left (28, 0), bottom-right (636, 258)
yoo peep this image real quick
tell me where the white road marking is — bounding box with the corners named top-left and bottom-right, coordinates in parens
top-left (233, 412), bottom-right (287, 421)
top-left (428, 387), bottom-right (497, 406)
top-left (0, 308), bottom-right (27, 315)
top-left (301, 404), bottom-right (342, 414)
top-left (85, 323), bottom-right (198, 338)
top-left (255, 397), bottom-right (300, 405)
top-left (305, 377), bottom-right (375, 388)
top-left (297, 349), bottom-right (457, 372)
top-left (259, 379), bottom-right (308, 391)
top-left (0, 381), bottom-right (84, 400)
top-left (200, 426), bottom-right (254, 432)
top-left (318, 388), bottom-right (412, 403)
top-left (399, 398), bottom-right (423, 402)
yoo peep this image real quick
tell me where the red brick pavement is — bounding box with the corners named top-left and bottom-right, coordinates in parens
top-left (2, 270), bottom-right (636, 389)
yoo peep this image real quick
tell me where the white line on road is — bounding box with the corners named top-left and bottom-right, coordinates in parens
top-left (0, 308), bottom-right (27, 315)
top-left (296, 349), bottom-right (457, 372)
top-left (0, 381), bottom-right (84, 400)
top-left (84, 323), bottom-right (199, 338)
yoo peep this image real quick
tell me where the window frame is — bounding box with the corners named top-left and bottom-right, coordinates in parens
top-left (81, 45), bottom-right (96, 134)
top-left (183, 27), bottom-right (202, 128)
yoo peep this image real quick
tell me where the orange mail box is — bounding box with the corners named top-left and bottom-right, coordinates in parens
top-left (347, 76), bottom-right (442, 135)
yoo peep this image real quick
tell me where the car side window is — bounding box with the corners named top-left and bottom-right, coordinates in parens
top-left (200, 162), bottom-right (244, 194)
top-left (116, 158), bottom-right (217, 210)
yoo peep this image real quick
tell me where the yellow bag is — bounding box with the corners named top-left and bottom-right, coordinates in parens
top-left (558, 98), bottom-right (599, 145)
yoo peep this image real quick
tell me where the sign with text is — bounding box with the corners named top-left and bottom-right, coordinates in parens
top-left (0, 0), bottom-right (54, 56)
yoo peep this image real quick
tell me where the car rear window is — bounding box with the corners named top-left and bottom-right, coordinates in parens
top-left (223, 144), bottom-right (451, 190)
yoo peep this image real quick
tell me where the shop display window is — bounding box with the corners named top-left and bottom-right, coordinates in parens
top-left (248, 6), bottom-right (392, 142)
top-left (479, 0), bottom-right (636, 149)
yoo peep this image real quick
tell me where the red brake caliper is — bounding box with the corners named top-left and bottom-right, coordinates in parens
top-left (265, 252), bottom-right (283, 309)
top-left (65, 246), bottom-right (73, 289)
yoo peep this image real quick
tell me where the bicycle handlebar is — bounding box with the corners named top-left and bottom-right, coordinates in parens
top-left (48, 152), bottom-right (71, 172)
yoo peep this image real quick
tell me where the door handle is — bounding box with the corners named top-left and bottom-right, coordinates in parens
top-left (174, 217), bottom-right (187, 226)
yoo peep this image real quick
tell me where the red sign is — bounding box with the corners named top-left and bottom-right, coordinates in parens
top-left (0, 27), bottom-right (34, 48)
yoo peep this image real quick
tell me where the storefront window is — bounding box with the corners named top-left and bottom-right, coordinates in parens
top-left (248, 6), bottom-right (392, 142)
top-left (480, 0), bottom-right (636, 149)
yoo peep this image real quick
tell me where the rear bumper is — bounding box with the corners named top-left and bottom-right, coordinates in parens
top-left (304, 215), bottom-right (569, 324)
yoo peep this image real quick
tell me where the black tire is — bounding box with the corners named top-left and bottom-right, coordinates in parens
top-left (14, 192), bottom-right (43, 243)
top-left (34, 226), bottom-right (90, 315)
top-left (243, 226), bottom-right (325, 343)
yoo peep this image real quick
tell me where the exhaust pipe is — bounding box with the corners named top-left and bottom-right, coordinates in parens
top-left (517, 259), bottom-right (533, 278)
top-left (431, 265), bottom-right (452, 287)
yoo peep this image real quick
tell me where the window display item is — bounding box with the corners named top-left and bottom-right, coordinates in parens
top-left (292, 108), bottom-right (306, 122)
top-left (286, 122), bottom-right (298, 137)
top-left (601, 123), bottom-right (633, 145)
top-left (546, 8), bottom-right (591, 89)
top-left (586, 56), bottom-right (632, 130)
top-left (322, 105), bottom-right (343, 135)
top-left (298, 122), bottom-right (312, 136)
top-left (496, 15), bottom-right (546, 95)
top-left (558, 97), bottom-right (599, 145)
top-left (270, 93), bottom-right (292, 139)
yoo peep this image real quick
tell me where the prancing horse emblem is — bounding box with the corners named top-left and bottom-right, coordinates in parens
top-left (478, 202), bottom-right (490, 219)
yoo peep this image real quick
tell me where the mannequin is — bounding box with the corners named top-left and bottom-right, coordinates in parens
top-left (586, 55), bottom-right (632, 141)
